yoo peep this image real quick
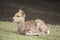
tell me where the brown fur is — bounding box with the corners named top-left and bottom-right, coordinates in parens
top-left (13, 9), bottom-right (49, 36)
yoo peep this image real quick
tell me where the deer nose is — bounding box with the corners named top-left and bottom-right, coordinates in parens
top-left (13, 17), bottom-right (15, 19)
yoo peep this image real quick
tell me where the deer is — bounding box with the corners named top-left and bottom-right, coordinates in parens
top-left (13, 9), bottom-right (50, 36)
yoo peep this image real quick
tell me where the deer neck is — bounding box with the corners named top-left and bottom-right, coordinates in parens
top-left (17, 19), bottom-right (25, 27)
top-left (17, 19), bottom-right (25, 33)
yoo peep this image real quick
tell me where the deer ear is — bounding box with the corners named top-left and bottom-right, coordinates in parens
top-left (18, 8), bottom-right (25, 17)
top-left (22, 11), bottom-right (26, 17)
top-left (19, 8), bottom-right (22, 12)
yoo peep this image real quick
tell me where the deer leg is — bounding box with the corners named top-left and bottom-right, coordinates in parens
top-left (25, 31), bottom-right (40, 36)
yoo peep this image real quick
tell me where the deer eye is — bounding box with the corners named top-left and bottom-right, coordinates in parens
top-left (16, 15), bottom-right (20, 17)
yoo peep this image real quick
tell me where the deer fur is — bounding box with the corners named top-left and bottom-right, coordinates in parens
top-left (13, 9), bottom-right (50, 36)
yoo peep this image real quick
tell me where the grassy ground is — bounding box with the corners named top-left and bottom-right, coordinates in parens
top-left (0, 21), bottom-right (60, 40)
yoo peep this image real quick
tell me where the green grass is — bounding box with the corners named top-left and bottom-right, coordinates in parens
top-left (0, 21), bottom-right (60, 40)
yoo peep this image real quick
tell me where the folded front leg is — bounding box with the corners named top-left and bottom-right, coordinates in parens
top-left (25, 31), bottom-right (41, 36)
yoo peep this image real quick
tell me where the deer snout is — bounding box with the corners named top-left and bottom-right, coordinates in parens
top-left (13, 17), bottom-right (14, 19)
top-left (13, 17), bottom-right (15, 21)
top-left (13, 17), bottom-right (15, 20)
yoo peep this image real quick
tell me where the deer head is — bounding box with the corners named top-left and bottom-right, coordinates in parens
top-left (13, 9), bottom-right (26, 23)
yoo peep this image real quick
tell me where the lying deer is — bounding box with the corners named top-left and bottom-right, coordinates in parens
top-left (13, 9), bottom-right (50, 36)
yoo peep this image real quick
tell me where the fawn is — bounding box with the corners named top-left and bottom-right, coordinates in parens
top-left (13, 9), bottom-right (50, 36)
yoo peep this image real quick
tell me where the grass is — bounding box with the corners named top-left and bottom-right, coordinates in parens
top-left (0, 21), bottom-right (60, 40)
